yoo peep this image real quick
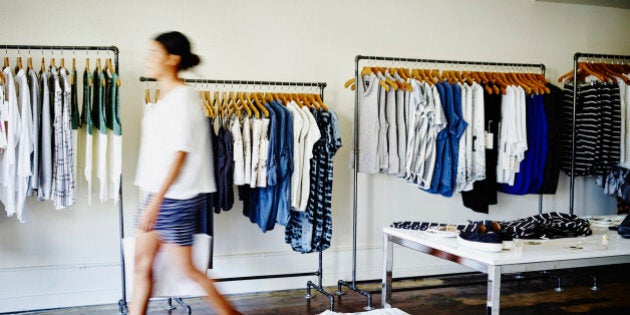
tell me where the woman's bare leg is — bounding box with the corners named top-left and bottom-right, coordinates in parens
top-left (164, 244), bottom-right (240, 315)
top-left (129, 231), bottom-right (162, 315)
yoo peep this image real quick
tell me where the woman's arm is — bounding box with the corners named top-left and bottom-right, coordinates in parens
top-left (138, 151), bottom-right (188, 232)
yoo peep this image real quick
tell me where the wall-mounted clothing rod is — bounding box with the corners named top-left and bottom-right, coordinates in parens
top-left (340, 54), bottom-right (548, 311)
top-left (568, 52), bottom-right (630, 215)
top-left (139, 76), bottom-right (327, 88)
top-left (354, 54), bottom-right (546, 74)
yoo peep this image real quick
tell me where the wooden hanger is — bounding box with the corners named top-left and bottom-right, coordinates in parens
top-left (60, 57), bottom-right (65, 69)
top-left (3, 56), bottom-right (9, 68)
top-left (245, 92), bottom-right (260, 118)
top-left (106, 58), bottom-right (114, 74)
top-left (314, 93), bottom-right (328, 111)
top-left (485, 72), bottom-right (500, 94)
top-left (86, 58), bottom-right (91, 72)
top-left (200, 91), bottom-right (210, 117)
top-left (0, 70), bottom-right (5, 84)
top-left (527, 72), bottom-right (548, 94)
top-left (384, 72), bottom-right (398, 90)
top-left (207, 91), bottom-right (217, 118)
top-left (15, 56), bottom-right (23, 73)
top-left (145, 88), bottom-right (151, 104)
top-left (27, 57), bottom-right (33, 71)
top-left (40, 57), bottom-right (45, 72)
top-left (509, 72), bottom-right (531, 94)
top-left (305, 94), bottom-right (318, 110)
top-left (344, 77), bottom-right (356, 90)
top-left (96, 58), bottom-right (102, 72)
top-left (252, 92), bottom-right (269, 117)
top-left (231, 91), bottom-right (244, 118)
top-left (525, 72), bottom-right (541, 94)
top-left (220, 91), bottom-right (228, 118)
top-left (154, 89), bottom-right (160, 103)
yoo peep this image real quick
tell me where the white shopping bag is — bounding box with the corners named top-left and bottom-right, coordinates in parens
top-left (122, 234), bottom-right (212, 298)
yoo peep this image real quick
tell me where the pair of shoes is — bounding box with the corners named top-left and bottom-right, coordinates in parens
top-left (457, 221), bottom-right (513, 252)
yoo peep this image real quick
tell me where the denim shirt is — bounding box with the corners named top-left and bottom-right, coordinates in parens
top-left (428, 81), bottom-right (450, 194)
top-left (256, 102), bottom-right (279, 232)
top-left (270, 101), bottom-right (294, 227)
top-left (444, 83), bottom-right (468, 197)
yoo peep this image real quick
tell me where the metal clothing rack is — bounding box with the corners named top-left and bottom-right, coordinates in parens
top-left (568, 52), bottom-right (630, 215)
top-left (135, 76), bottom-right (335, 312)
top-left (341, 54), bottom-right (547, 310)
top-left (0, 44), bottom-right (123, 313)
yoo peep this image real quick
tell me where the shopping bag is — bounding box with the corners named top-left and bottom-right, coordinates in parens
top-left (122, 234), bottom-right (212, 298)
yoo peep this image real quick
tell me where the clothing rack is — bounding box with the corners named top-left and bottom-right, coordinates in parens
top-left (342, 54), bottom-right (547, 310)
top-left (0, 44), bottom-right (123, 313)
top-left (134, 76), bottom-right (335, 312)
top-left (569, 52), bottom-right (630, 215)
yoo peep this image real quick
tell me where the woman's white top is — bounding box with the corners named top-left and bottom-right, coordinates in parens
top-left (135, 85), bottom-right (216, 199)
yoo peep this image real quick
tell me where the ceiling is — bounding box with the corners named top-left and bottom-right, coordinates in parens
top-left (536, 0), bottom-right (630, 9)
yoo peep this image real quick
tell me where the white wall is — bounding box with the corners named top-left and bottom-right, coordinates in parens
top-left (1, 0), bottom-right (629, 312)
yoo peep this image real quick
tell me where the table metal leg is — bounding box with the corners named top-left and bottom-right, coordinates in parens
top-left (382, 234), bottom-right (393, 308)
top-left (487, 266), bottom-right (501, 315)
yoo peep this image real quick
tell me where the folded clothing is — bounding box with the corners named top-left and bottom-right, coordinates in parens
top-left (392, 212), bottom-right (592, 240)
top-left (459, 220), bottom-right (512, 244)
top-left (618, 215), bottom-right (630, 239)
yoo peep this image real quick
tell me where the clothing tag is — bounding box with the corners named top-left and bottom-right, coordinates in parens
top-left (485, 132), bottom-right (494, 150)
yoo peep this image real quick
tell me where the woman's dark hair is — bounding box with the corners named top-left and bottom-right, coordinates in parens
top-left (154, 31), bottom-right (201, 71)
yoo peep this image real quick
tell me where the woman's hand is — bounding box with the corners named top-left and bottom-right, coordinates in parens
top-left (139, 195), bottom-right (163, 232)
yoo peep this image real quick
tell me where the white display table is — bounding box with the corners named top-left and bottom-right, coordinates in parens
top-left (382, 226), bottom-right (630, 315)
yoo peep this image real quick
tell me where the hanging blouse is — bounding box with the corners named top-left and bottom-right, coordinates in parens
top-left (15, 69), bottom-right (34, 220)
top-left (355, 74), bottom-right (379, 174)
top-left (28, 69), bottom-right (40, 196)
top-left (1, 67), bottom-right (21, 217)
top-left (37, 70), bottom-right (53, 201)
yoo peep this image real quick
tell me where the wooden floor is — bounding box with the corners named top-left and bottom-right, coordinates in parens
top-left (13, 264), bottom-right (630, 315)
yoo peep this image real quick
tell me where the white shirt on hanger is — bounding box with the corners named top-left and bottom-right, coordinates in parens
top-left (242, 116), bottom-right (252, 186)
top-left (38, 71), bottom-right (52, 201)
top-left (0, 79), bottom-right (8, 151)
top-left (355, 74), bottom-right (380, 174)
top-left (250, 117), bottom-right (263, 188)
top-left (385, 73), bottom-right (399, 175)
top-left (256, 117), bottom-right (270, 188)
top-left (0, 67), bottom-right (21, 218)
top-left (28, 69), bottom-right (40, 195)
top-left (455, 83), bottom-right (472, 193)
top-left (298, 106), bottom-right (320, 211)
top-left (231, 117), bottom-right (245, 186)
top-left (286, 101), bottom-right (304, 209)
top-left (14, 69), bottom-right (34, 221)
top-left (469, 82), bottom-right (486, 186)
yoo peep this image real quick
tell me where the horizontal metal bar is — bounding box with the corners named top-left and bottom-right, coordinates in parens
top-left (139, 76), bottom-right (326, 88)
top-left (1, 44), bottom-right (118, 54)
top-left (216, 272), bottom-right (317, 282)
top-left (575, 52), bottom-right (630, 61)
top-left (356, 55), bottom-right (545, 73)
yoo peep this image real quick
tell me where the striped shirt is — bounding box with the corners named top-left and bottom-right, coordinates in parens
top-left (562, 82), bottom-right (622, 176)
top-left (51, 68), bottom-right (75, 209)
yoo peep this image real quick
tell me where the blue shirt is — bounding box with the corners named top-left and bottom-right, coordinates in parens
top-left (256, 102), bottom-right (279, 232)
top-left (270, 101), bottom-right (293, 227)
top-left (442, 83), bottom-right (468, 197)
top-left (427, 82), bottom-right (449, 194)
